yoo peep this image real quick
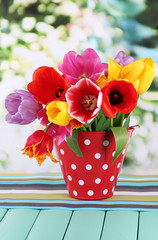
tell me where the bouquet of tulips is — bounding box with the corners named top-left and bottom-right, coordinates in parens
top-left (5, 49), bottom-right (155, 166)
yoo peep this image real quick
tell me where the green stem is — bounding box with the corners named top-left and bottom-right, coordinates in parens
top-left (81, 125), bottom-right (87, 132)
top-left (94, 117), bottom-right (98, 130)
top-left (120, 114), bottom-right (125, 127)
top-left (45, 123), bottom-right (53, 132)
top-left (110, 118), bottom-right (113, 128)
top-left (89, 124), bottom-right (92, 132)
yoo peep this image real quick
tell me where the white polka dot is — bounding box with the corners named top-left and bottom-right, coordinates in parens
top-left (95, 153), bottom-right (101, 159)
top-left (68, 175), bottom-right (72, 181)
top-left (122, 149), bottom-right (126, 155)
top-left (73, 190), bottom-right (78, 196)
top-left (86, 164), bottom-right (92, 170)
top-left (103, 140), bottom-right (109, 146)
top-left (102, 164), bottom-right (108, 170)
top-left (71, 164), bottom-right (76, 170)
top-left (112, 151), bottom-right (115, 157)
top-left (112, 187), bottom-right (115, 192)
top-left (59, 160), bottom-right (63, 165)
top-left (95, 178), bottom-right (101, 184)
top-left (103, 189), bottom-right (108, 195)
top-left (78, 180), bottom-right (84, 186)
top-left (84, 139), bottom-right (91, 145)
top-left (88, 190), bottom-right (94, 196)
top-left (60, 149), bottom-right (64, 155)
top-left (117, 162), bottom-right (121, 168)
top-left (110, 176), bottom-right (115, 182)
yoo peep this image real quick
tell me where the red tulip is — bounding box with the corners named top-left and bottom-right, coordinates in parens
top-left (22, 130), bottom-right (58, 165)
top-left (66, 78), bottom-right (102, 124)
top-left (28, 66), bottom-right (71, 105)
top-left (102, 80), bottom-right (138, 118)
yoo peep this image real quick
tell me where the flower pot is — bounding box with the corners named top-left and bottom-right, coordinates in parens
top-left (54, 127), bottom-right (135, 200)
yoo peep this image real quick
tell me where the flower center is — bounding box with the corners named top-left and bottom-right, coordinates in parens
top-left (109, 89), bottom-right (123, 106)
top-left (82, 95), bottom-right (97, 111)
top-left (55, 88), bottom-right (64, 98)
top-left (79, 73), bottom-right (90, 79)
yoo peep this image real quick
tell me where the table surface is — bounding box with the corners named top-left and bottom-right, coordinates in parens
top-left (0, 208), bottom-right (158, 240)
top-left (1, 173), bottom-right (158, 240)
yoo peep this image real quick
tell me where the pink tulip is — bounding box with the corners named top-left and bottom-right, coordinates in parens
top-left (47, 124), bottom-right (72, 145)
top-left (37, 108), bottom-right (49, 126)
top-left (58, 48), bottom-right (106, 85)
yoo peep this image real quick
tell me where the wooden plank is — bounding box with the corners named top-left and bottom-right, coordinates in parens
top-left (0, 209), bottom-right (39, 240)
top-left (0, 209), bottom-right (7, 221)
top-left (138, 212), bottom-right (158, 240)
top-left (27, 209), bottom-right (72, 240)
top-left (101, 211), bottom-right (139, 240)
top-left (64, 210), bottom-right (105, 240)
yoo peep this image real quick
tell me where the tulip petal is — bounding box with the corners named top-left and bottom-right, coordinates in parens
top-left (46, 101), bottom-right (73, 126)
top-left (96, 75), bottom-right (108, 88)
top-left (137, 58), bottom-right (156, 95)
top-left (120, 59), bottom-right (144, 84)
top-left (102, 80), bottom-right (138, 118)
top-left (47, 124), bottom-right (72, 145)
top-left (58, 48), bottom-right (106, 84)
top-left (5, 90), bottom-right (42, 125)
top-left (114, 51), bottom-right (135, 66)
top-left (108, 59), bottom-right (122, 81)
top-left (28, 66), bottom-right (70, 105)
top-left (107, 56), bottom-right (155, 95)
top-left (66, 78), bottom-right (102, 124)
top-left (22, 130), bottom-right (57, 165)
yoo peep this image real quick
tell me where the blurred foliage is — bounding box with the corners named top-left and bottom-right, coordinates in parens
top-left (1, 0), bottom-right (158, 74)
top-left (0, 150), bottom-right (8, 168)
top-left (0, 0), bottom-right (158, 171)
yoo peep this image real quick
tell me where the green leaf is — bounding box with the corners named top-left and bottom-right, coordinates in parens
top-left (123, 114), bottom-right (130, 130)
top-left (111, 127), bottom-right (128, 165)
top-left (102, 118), bottom-right (111, 131)
top-left (66, 130), bottom-right (83, 157)
top-left (113, 112), bottom-right (123, 127)
top-left (96, 114), bottom-right (106, 131)
top-left (95, 114), bottom-right (111, 131)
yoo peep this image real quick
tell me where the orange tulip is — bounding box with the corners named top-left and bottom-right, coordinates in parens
top-left (22, 130), bottom-right (57, 165)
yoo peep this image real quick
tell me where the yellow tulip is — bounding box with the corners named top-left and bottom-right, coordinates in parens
top-left (46, 101), bottom-right (73, 126)
top-left (136, 58), bottom-right (156, 95)
top-left (105, 57), bottom-right (155, 95)
top-left (96, 75), bottom-right (108, 88)
top-left (108, 59), bottom-right (122, 81)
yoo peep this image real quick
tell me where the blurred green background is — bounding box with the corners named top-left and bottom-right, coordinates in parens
top-left (0, 0), bottom-right (158, 174)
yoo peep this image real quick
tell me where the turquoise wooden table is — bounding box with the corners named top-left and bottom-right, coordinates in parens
top-left (0, 173), bottom-right (158, 240)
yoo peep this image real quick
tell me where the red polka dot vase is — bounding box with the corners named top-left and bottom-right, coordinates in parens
top-left (54, 127), bottom-right (135, 200)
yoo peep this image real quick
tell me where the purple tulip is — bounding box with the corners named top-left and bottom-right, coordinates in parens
top-left (5, 90), bottom-right (42, 124)
top-left (114, 51), bottom-right (135, 66)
